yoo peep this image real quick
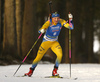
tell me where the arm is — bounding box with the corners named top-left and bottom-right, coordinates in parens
top-left (60, 13), bottom-right (74, 30)
top-left (38, 20), bottom-right (50, 33)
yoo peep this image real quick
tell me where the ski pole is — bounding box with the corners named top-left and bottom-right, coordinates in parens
top-left (69, 16), bottom-right (72, 78)
top-left (13, 33), bottom-right (42, 76)
top-left (69, 29), bottom-right (71, 78)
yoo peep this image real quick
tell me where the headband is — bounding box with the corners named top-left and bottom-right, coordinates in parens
top-left (52, 12), bottom-right (60, 18)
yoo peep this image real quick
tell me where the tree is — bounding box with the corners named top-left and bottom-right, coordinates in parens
top-left (16, 0), bottom-right (24, 56)
top-left (0, 0), bottom-right (3, 56)
top-left (3, 0), bottom-right (17, 59)
top-left (73, 0), bottom-right (84, 63)
top-left (0, 0), bottom-right (1, 55)
top-left (84, 0), bottom-right (94, 63)
top-left (22, 0), bottom-right (38, 60)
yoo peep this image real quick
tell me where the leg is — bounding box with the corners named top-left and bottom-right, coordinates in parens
top-left (51, 41), bottom-right (63, 68)
top-left (25, 41), bottom-right (51, 76)
top-left (32, 41), bottom-right (51, 69)
top-left (51, 41), bottom-right (63, 76)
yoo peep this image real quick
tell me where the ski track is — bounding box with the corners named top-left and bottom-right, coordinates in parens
top-left (0, 64), bottom-right (100, 82)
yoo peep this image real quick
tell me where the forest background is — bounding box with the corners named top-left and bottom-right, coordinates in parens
top-left (0, 0), bottom-right (100, 65)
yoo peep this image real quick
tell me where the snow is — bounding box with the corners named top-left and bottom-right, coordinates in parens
top-left (0, 63), bottom-right (100, 82)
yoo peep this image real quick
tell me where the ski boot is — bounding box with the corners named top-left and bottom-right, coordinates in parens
top-left (52, 67), bottom-right (59, 76)
top-left (24, 67), bottom-right (34, 77)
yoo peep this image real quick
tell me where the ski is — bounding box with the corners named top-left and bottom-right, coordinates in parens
top-left (5, 75), bottom-right (78, 80)
top-left (16, 75), bottom-right (26, 77)
top-left (45, 75), bottom-right (78, 80)
top-left (5, 75), bottom-right (26, 77)
top-left (45, 75), bottom-right (63, 78)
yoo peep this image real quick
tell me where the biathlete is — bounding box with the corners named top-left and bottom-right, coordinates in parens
top-left (25, 12), bottom-right (74, 77)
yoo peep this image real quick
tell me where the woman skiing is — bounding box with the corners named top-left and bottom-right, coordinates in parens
top-left (25, 12), bottom-right (74, 77)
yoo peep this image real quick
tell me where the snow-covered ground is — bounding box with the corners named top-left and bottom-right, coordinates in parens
top-left (0, 63), bottom-right (100, 82)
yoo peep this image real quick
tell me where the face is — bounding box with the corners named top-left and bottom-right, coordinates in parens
top-left (52, 17), bottom-right (60, 24)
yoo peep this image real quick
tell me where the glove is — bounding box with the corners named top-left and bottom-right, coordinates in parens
top-left (68, 13), bottom-right (73, 21)
top-left (38, 29), bottom-right (45, 34)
